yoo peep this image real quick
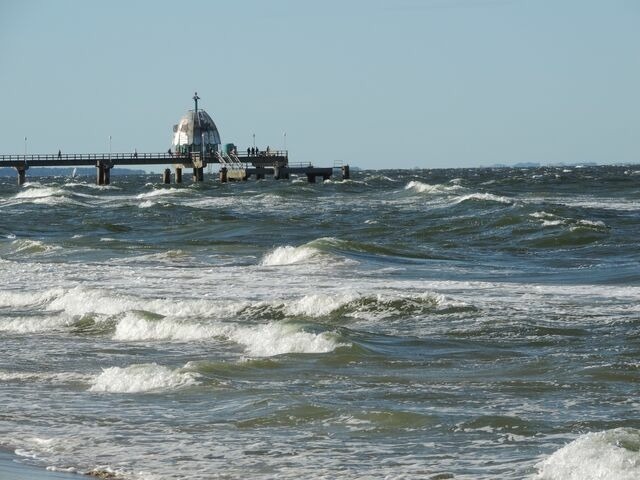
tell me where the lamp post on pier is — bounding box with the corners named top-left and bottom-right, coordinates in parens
top-left (283, 131), bottom-right (287, 152)
top-left (24, 136), bottom-right (27, 156)
top-left (109, 135), bottom-right (112, 160)
top-left (252, 133), bottom-right (255, 148)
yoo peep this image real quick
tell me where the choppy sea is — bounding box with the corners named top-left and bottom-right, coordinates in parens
top-left (0, 165), bottom-right (639, 480)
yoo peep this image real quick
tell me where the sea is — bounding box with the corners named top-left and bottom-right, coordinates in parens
top-left (0, 165), bottom-right (639, 480)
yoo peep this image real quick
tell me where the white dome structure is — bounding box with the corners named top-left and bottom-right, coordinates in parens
top-left (172, 93), bottom-right (221, 154)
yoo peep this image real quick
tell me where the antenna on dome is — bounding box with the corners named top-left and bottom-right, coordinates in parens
top-left (193, 92), bottom-right (200, 114)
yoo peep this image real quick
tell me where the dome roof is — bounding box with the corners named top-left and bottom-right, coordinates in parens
top-left (172, 110), bottom-right (221, 147)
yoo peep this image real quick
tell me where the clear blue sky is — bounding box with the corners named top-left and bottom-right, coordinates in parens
top-left (1, 0), bottom-right (638, 169)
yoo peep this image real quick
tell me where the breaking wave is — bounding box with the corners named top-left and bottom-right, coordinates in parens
top-left (404, 181), bottom-right (464, 195)
top-left (89, 363), bottom-right (200, 393)
top-left (453, 192), bottom-right (513, 204)
top-left (533, 428), bottom-right (640, 480)
top-left (113, 313), bottom-right (345, 357)
top-left (261, 245), bottom-right (322, 266)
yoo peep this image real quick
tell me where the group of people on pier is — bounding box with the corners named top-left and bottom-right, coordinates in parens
top-left (246, 146), bottom-right (270, 156)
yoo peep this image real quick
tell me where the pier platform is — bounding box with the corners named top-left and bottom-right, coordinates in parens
top-left (0, 151), bottom-right (349, 186)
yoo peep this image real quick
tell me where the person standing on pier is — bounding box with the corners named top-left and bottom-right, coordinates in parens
top-left (247, 147), bottom-right (251, 156)
top-left (58, 149), bottom-right (62, 159)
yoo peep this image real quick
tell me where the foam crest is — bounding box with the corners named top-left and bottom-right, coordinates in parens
top-left (0, 315), bottom-right (69, 333)
top-left (261, 245), bottom-right (322, 266)
top-left (534, 428), bottom-right (640, 480)
top-left (113, 313), bottom-right (227, 342)
top-left (404, 181), bottom-right (463, 195)
top-left (113, 313), bottom-right (344, 357)
top-left (9, 239), bottom-right (61, 255)
top-left (136, 188), bottom-right (181, 199)
top-left (89, 363), bottom-right (199, 393)
top-left (0, 369), bottom-right (91, 384)
top-left (46, 286), bottom-right (248, 320)
top-left (15, 186), bottom-right (66, 199)
top-left (230, 322), bottom-right (344, 357)
top-left (453, 192), bottom-right (513, 204)
top-left (284, 293), bottom-right (359, 317)
top-left (0, 287), bottom-right (65, 308)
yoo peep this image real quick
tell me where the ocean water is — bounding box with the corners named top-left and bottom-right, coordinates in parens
top-left (0, 166), bottom-right (639, 480)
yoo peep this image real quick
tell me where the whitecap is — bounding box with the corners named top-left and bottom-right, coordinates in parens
top-left (404, 181), bottom-right (463, 195)
top-left (136, 188), bottom-right (181, 200)
top-left (533, 428), bottom-right (640, 480)
top-left (453, 192), bottom-right (513, 204)
top-left (231, 322), bottom-right (344, 357)
top-left (113, 313), bottom-right (225, 342)
top-left (260, 245), bottom-right (322, 266)
top-left (89, 363), bottom-right (199, 393)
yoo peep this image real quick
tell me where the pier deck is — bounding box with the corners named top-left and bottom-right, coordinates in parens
top-left (0, 151), bottom-right (348, 185)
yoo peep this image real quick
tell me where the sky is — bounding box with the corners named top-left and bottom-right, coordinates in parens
top-left (0, 0), bottom-right (639, 170)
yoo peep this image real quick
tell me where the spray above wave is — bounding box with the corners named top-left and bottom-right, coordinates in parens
top-left (89, 363), bottom-right (200, 393)
top-left (533, 428), bottom-right (640, 480)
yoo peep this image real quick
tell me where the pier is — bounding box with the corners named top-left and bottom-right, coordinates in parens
top-left (0, 93), bottom-right (349, 186)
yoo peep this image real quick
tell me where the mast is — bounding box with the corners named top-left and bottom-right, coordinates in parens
top-left (193, 92), bottom-right (200, 115)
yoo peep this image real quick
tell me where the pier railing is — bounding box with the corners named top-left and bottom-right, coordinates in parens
top-left (0, 150), bottom-right (289, 167)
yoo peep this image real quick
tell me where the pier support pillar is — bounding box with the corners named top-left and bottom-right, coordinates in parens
top-left (274, 166), bottom-right (289, 180)
top-left (256, 172), bottom-right (265, 180)
top-left (192, 167), bottom-right (204, 183)
top-left (342, 165), bottom-right (350, 180)
top-left (219, 167), bottom-right (228, 183)
top-left (175, 167), bottom-right (182, 184)
top-left (306, 173), bottom-right (316, 184)
top-left (163, 168), bottom-right (171, 184)
top-left (323, 174), bottom-right (330, 181)
top-left (96, 162), bottom-right (112, 186)
top-left (17, 167), bottom-right (27, 186)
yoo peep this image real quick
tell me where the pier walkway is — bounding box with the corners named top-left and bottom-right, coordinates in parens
top-left (0, 151), bottom-right (349, 185)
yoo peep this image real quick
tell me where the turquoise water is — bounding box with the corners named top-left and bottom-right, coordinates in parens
top-left (0, 166), bottom-right (639, 479)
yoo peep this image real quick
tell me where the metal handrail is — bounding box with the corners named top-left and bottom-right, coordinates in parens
top-left (236, 150), bottom-right (288, 158)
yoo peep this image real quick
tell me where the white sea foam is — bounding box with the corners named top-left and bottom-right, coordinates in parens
top-left (261, 245), bottom-right (322, 266)
top-left (113, 313), bottom-right (224, 342)
top-left (453, 192), bottom-right (513, 204)
top-left (136, 188), bottom-right (181, 199)
top-left (542, 220), bottom-right (565, 227)
top-left (284, 293), bottom-right (359, 317)
top-left (138, 200), bottom-right (155, 208)
top-left (0, 287), bottom-right (64, 308)
top-left (533, 428), bottom-right (640, 480)
top-left (113, 313), bottom-right (344, 357)
top-left (0, 369), bottom-right (91, 384)
top-left (404, 181), bottom-right (463, 195)
top-left (89, 363), bottom-right (200, 393)
top-left (0, 315), bottom-right (70, 333)
top-left (10, 239), bottom-right (60, 255)
top-left (530, 212), bottom-right (608, 230)
top-left (15, 186), bottom-right (66, 199)
top-left (231, 322), bottom-right (344, 357)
